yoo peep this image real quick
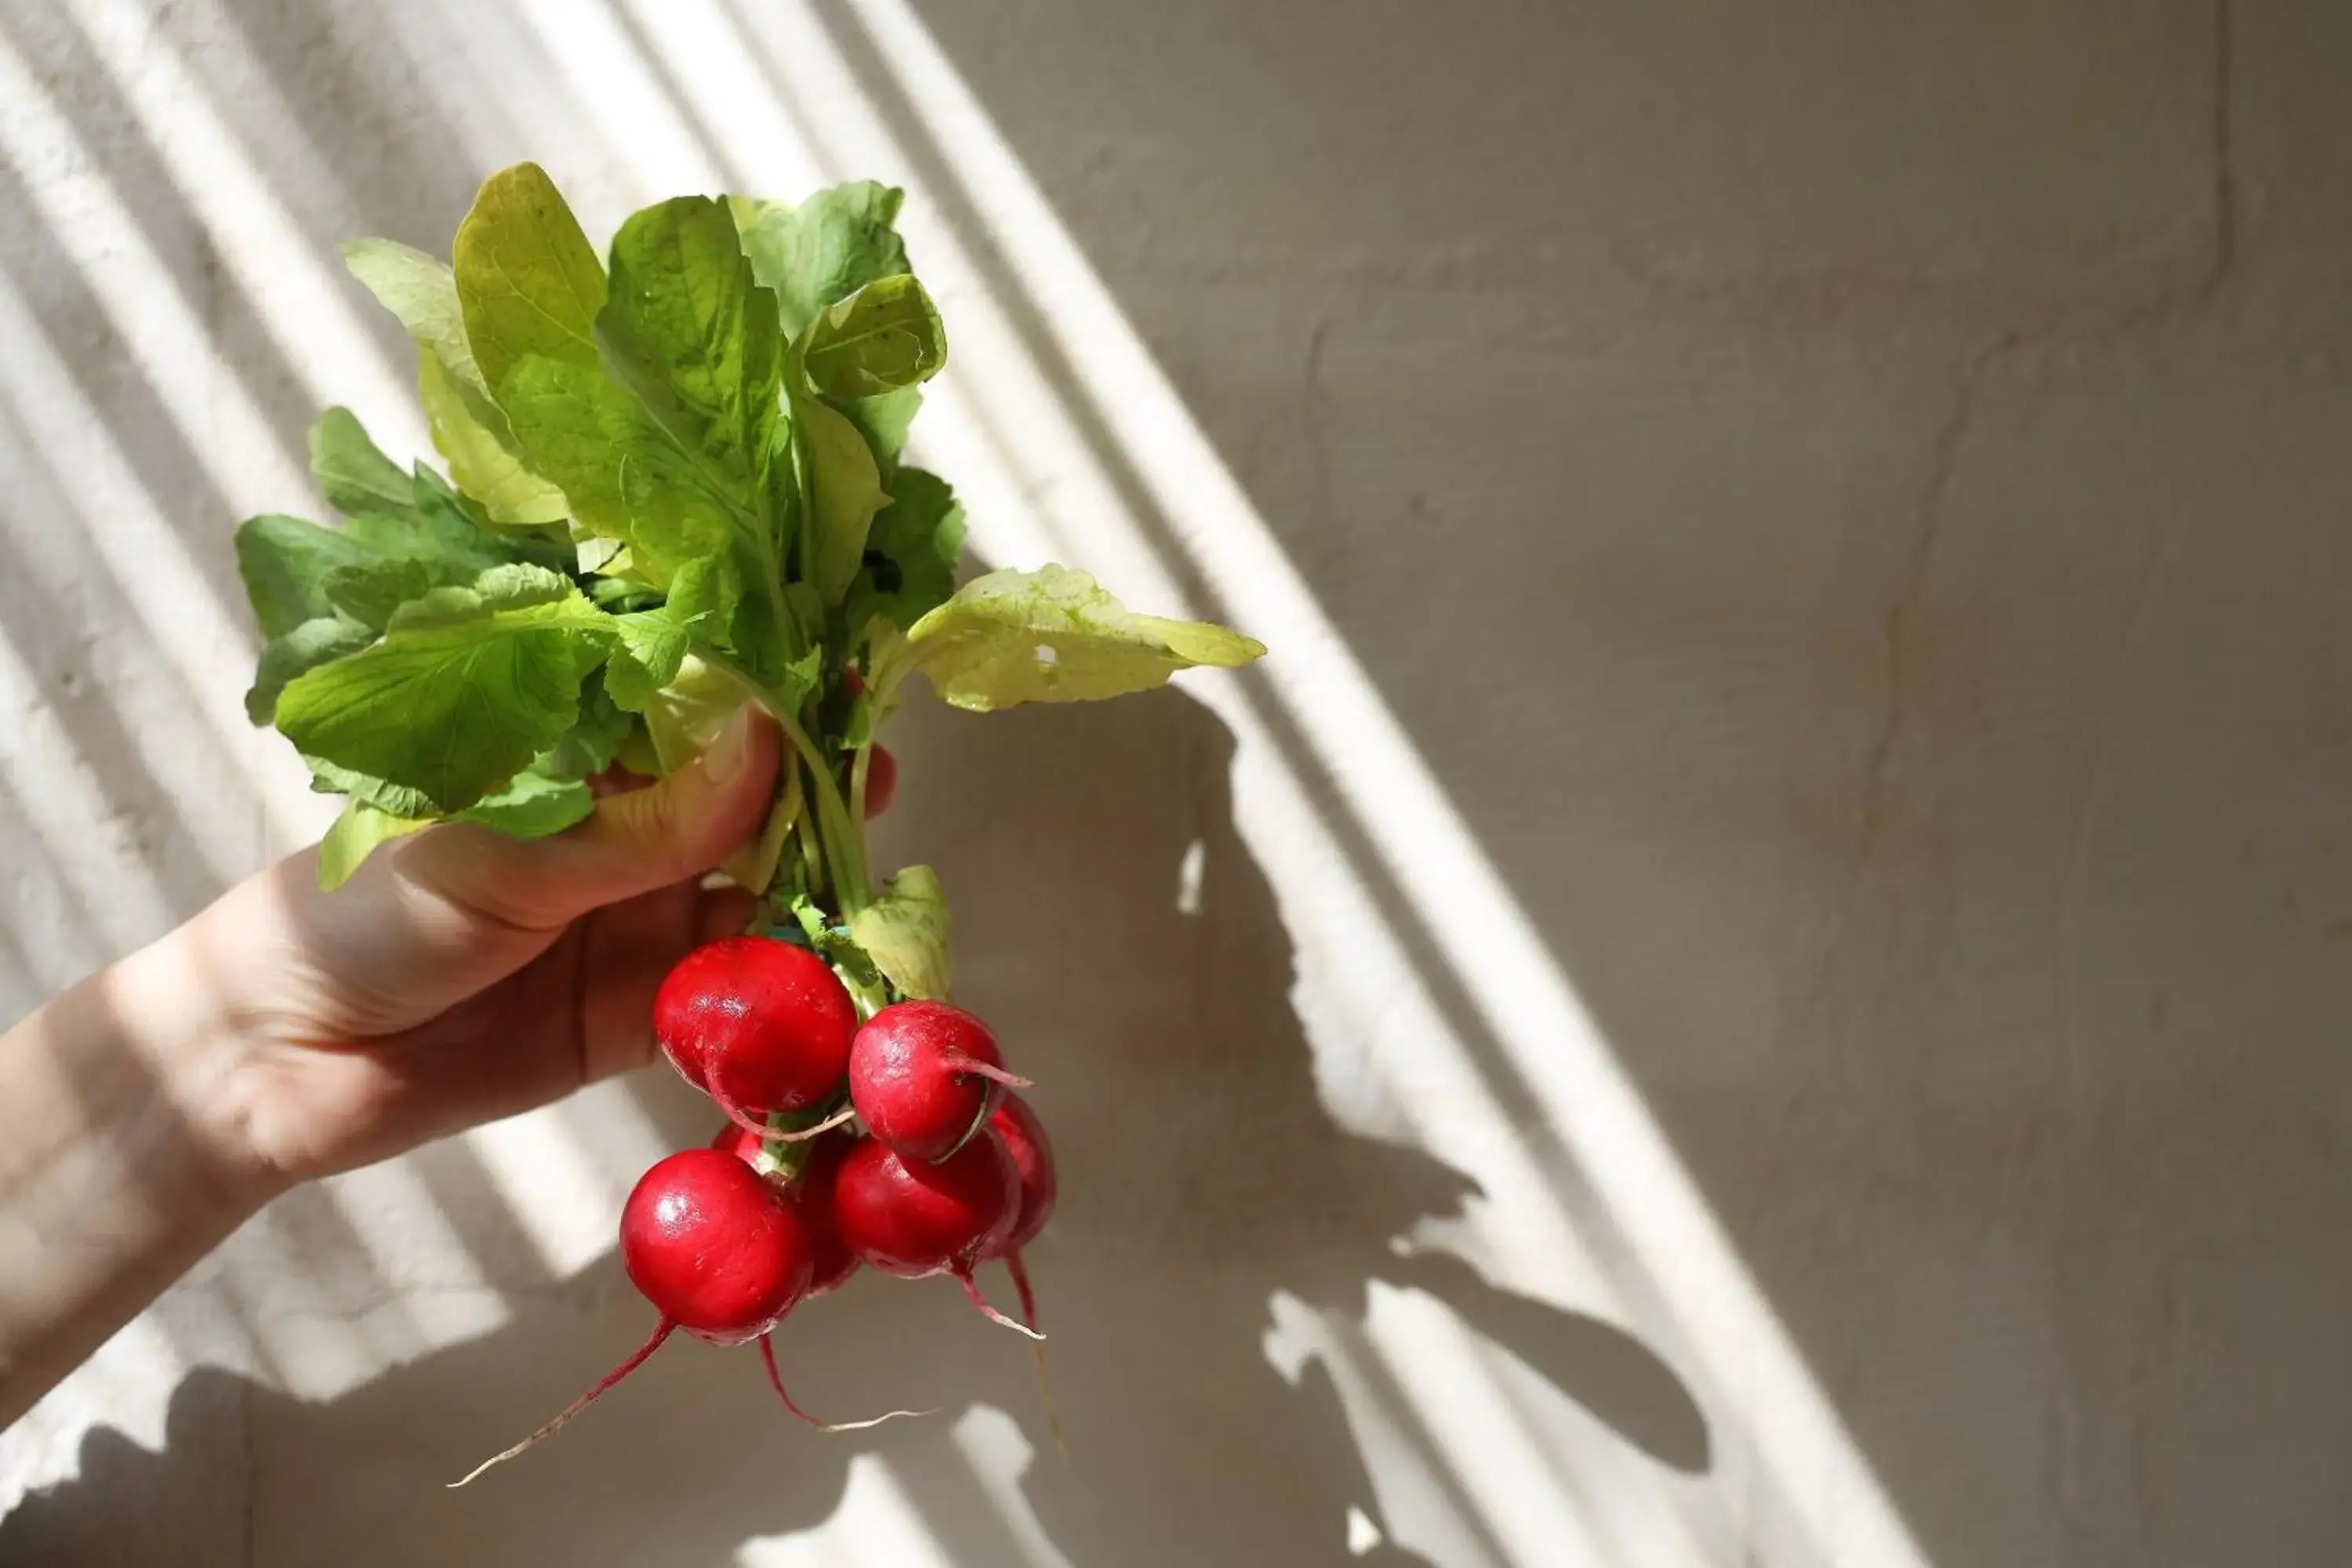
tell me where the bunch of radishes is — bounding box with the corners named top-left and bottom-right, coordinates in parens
top-left (223, 160), bottom-right (1261, 1483)
top-left (456, 931), bottom-right (1058, 1483)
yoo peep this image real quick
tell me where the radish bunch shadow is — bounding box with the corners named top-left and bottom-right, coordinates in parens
top-left (0, 689), bottom-right (1704, 1568)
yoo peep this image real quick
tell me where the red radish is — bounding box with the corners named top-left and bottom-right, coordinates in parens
top-left (848, 1001), bottom-right (1031, 1163)
top-left (982, 1097), bottom-right (1063, 1446)
top-left (449, 1149), bottom-right (816, 1485)
top-left (621, 1148), bottom-right (814, 1345)
top-left (716, 1123), bottom-right (862, 1298)
top-left (863, 744), bottom-right (898, 818)
top-left (793, 1134), bottom-right (863, 1298)
top-left (656, 936), bottom-right (858, 1136)
top-left (984, 1097), bottom-right (1057, 1257)
top-left (832, 1130), bottom-right (1040, 1339)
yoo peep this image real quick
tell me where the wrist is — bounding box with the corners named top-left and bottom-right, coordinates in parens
top-left (100, 916), bottom-right (299, 1219)
top-left (0, 920), bottom-right (281, 1425)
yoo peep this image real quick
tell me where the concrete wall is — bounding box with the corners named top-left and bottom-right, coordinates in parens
top-left (5, 1), bottom-right (2350, 1563)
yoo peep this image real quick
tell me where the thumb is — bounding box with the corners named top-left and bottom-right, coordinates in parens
top-left (399, 706), bottom-right (783, 931)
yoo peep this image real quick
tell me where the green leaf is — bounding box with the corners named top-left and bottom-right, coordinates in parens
top-left (241, 468), bottom-right (552, 668)
top-left (307, 757), bottom-right (438, 820)
top-left (459, 768), bottom-right (597, 837)
top-left (735, 181), bottom-right (909, 339)
top-left (274, 564), bottom-right (614, 811)
top-left (599, 196), bottom-right (782, 501)
top-left (844, 387), bottom-right (922, 471)
top-left (310, 408), bottom-right (416, 520)
top-left (402, 463), bottom-right (562, 567)
top-left (320, 558), bottom-right (453, 630)
top-left (800, 274), bottom-right (946, 401)
top-left (236, 514), bottom-right (372, 637)
top-left (665, 553), bottom-right (740, 636)
top-left (247, 614), bottom-right (376, 724)
top-left (721, 760), bottom-right (800, 896)
top-left (844, 466), bottom-right (964, 637)
top-left (318, 801), bottom-right (433, 891)
top-left (454, 162), bottom-right (606, 395)
top-left (345, 241), bottom-right (573, 530)
top-left (606, 607), bottom-right (691, 711)
top-left (846, 864), bottom-right (951, 1000)
top-left (496, 355), bottom-right (646, 543)
top-left (418, 345), bottom-right (572, 528)
top-left (343, 238), bottom-right (477, 383)
top-left (499, 355), bottom-right (744, 595)
top-left (792, 394), bottom-right (888, 605)
top-left (313, 761), bottom-right (594, 892)
top-left (543, 671), bottom-right (632, 777)
top-left (638, 653), bottom-right (749, 773)
top-left (903, 564), bottom-right (1265, 711)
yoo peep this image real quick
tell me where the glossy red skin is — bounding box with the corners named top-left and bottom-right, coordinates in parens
top-left (831, 1130), bottom-right (1019, 1279)
top-left (655, 936), bottom-right (858, 1115)
top-left (621, 1149), bottom-right (815, 1345)
top-left (793, 1135), bottom-right (862, 1295)
top-left (710, 1124), bottom-right (862, 1296)
top-left (848, 1002), bottom-right (1011, 1163)
top-left (862, 745), bottom-right (898, 818)
top-left (982, 1097), bottom-right (1057, 1256)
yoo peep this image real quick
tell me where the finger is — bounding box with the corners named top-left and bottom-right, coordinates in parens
top-left (394, 706), bottom-right (781, 935)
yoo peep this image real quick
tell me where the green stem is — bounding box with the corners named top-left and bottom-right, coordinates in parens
top-left (705, 657), bottom-right (872, 913)
top-left (849, 739), bottom-right (872, 830)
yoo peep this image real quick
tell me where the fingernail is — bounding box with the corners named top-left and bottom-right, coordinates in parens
top-left (703, 706), bottom-right (757, 786)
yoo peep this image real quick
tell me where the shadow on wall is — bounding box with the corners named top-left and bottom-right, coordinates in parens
top-left (0, 690), bottom-right (1706, 1567)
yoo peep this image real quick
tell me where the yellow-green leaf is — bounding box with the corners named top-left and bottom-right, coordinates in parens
top-left (847, 865), bottom-right (951, 1000)
top-left (454, 162), bottom-right (607, 395)
top-left (902, 564), bottom-right (1264, 711)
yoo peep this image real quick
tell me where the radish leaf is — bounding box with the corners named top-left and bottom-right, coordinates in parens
top-left (791, 393), bottom-right (887, 605)
top-left (453, 162), bottom-right (606, 393)
top-left (318, 802), bottom-right (432, 891)
top-left (900, 565), bottom-right (1265, 710)
top-left (800, 274), bottom-right (945, 401)
top-left (274, 565), bottom-right (613, 811)
top-left (847, 865), bottom-right (951, 1000)
top-left (599, 196), bottom-right (782, 503)
top-left (735, 181), bottom-right (909, 339)
top-left (843, 466), bottom-right (964, 637)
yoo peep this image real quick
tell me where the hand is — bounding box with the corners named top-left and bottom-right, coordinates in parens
top-left (171, 706), bottom-right (780, 1191)
top-left (0, 707), bottom-right (779, 1423)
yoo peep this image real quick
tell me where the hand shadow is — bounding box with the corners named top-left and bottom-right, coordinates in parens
top-left (0, 688), bottom-right (1705, 1566)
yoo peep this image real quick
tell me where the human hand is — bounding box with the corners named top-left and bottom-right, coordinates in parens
top-left (164, 706), bottom-right (780, 1195)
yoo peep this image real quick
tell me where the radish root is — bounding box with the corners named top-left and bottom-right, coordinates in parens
top-left (759, 1333), bottom-right (932, 1432)
top-left (767, 1105), bottom-right (858, 1144)
top-left (1006, 1252), bottom-right (1069, 1461)
top-left (942, 1054), bottom-right (1033, 1092)
top-left (710, 1087), bottom-right (778, 1142)
top-left (956, 1269), bottom-right (1046, 1341)
top-left (448, 1318), bottom-right (676, 1488)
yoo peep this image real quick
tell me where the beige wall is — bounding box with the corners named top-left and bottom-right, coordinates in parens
top-left (4, 1), bottom-right (2350, 1564)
